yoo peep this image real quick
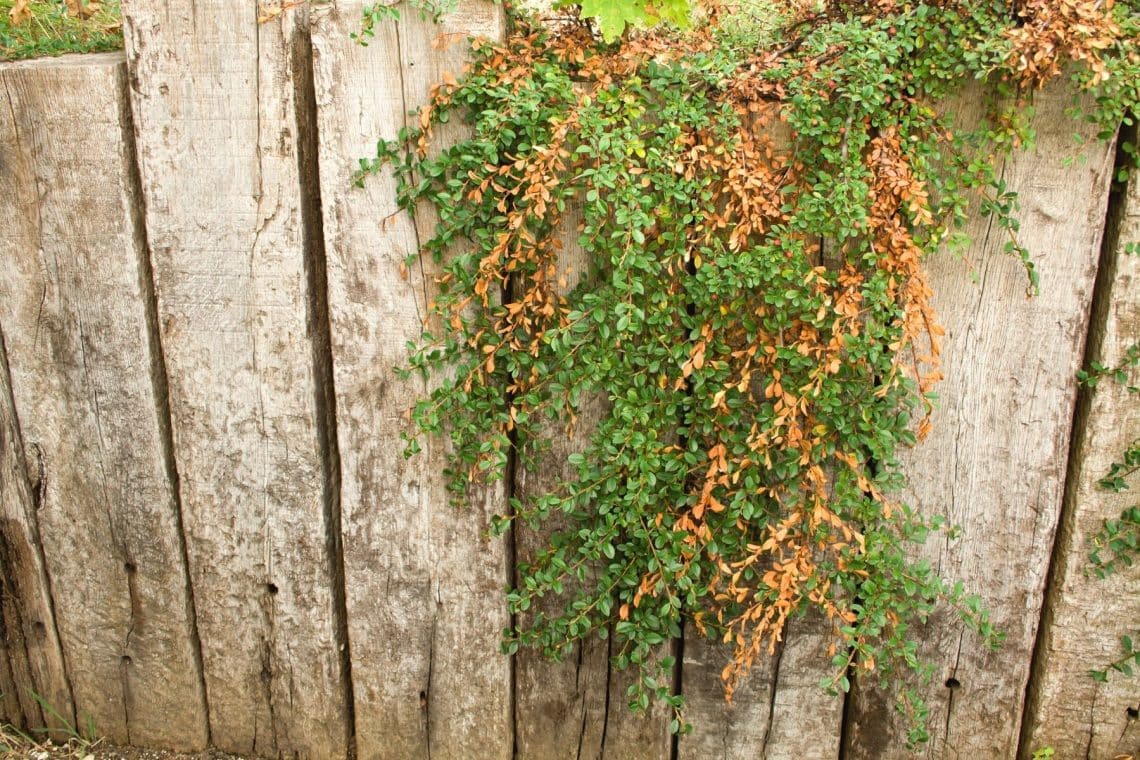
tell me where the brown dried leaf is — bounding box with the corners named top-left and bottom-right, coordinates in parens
top-left (65, 0), bottom-right (103, 19)
top-left (8, 0), bottom-right (31, 26)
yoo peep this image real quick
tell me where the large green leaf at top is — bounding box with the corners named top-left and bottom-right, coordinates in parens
top-left (562, 0), bottom-right (694, 41)
top-left (653, 0), bottom-right (693, 28)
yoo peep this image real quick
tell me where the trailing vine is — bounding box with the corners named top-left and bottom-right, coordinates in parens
top-left (357, 0), bottom-right (1140, 744)
top-left (1081, 339), bottom-right (1140, 682)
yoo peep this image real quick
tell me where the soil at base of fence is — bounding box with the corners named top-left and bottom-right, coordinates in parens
top-left (14, 743), bottom-right (257, 760)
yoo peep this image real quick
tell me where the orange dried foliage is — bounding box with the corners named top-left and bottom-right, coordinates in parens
top-left (423, 9), bottom-right (971, 699)
top-left (8, 0), bottom-right (31, 25)
top-left (1006, 0), bottom-right (1127, 87)
top-left (866, 128), bottom-right (944, 434)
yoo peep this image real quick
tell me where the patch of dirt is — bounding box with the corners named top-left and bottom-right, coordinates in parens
top-left (7, 742), bottom-right (257, 760)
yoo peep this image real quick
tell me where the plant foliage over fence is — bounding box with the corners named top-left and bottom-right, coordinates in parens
top-left (357, 0), bottom-right (1140, 744)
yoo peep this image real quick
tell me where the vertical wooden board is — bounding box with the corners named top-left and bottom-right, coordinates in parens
top-left (121, 5), bottom-right (348, 756)
top-left (599, 658), bottom-right (673, 760)
top-left (744, 243), bottom-right (849, 760)
top-left (510, 205), bottom-right (671, 760)
top-left (513, 207), bottom-right (612, 760)
top-left (514, 467), bottom-right (611, 759)
top-left (0, 54), bottom-right (208, 749)
top-left (310, 9), bottom-right (428, 757)
top-left (843, 81), bottom-right (1115, 758)
top-left (753, 224), bottom-right (847, 759)
top-left (310, 3), bottom-right (511, 758)
top-left (397, 8), bottom-right (516, 758)
top-left (679, 599), bottom-right (842, 757)
top-left (0, 329), bottom-right (71, 735)
top-left (1020, 144), bottom-right (1140, 760)
top-left (679, 248), bottom-right (844, 759)
top-left (679, 632), bottom-right (778, 760)
top-left (761, 615), bottom-right (844, 760)
top-left (615, 114), bottom-right (796, 760)
top-left (515, 632), bottom-right (609, 759)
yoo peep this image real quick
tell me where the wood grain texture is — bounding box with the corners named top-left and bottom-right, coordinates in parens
top-left (512, 206), bottom-right (612, 760)
top-left (0, 324), bottom-right (72, 736)
top-left (677, 176), bottom-right (843, 760)
top-left (1020, 140), bottom-right (1140, 760)
top-left (762, 615), bottom-right (845, 760)
top-left (843, 81), bottom-right (1115, 758)
top-left (310, 3), bottom-right (512, 758)
top-left (513, 475), bottom-right (612, 760)
top-left (596, 652), bottom-right (674, 760)
top-left (121, 5), bottom-right (349, 756)
top-left (679, 576), bottom-right (843, 757)
top-left (0, 636), bottom-right (16, 726)
top-left (0, 53), bottom-right (207, 749)
top-left (510, 201), bottom-right (674, 759)
top-left (679, 631), bottom-right (778, 760)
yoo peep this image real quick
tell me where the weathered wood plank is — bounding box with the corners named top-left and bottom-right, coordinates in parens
top-left (598, 658), bottom-right (674, 759)
top-left (1020, 135), bottom-right (1140, 760)
top-left (763, 615), bottom-right (845, 760)
top-left (310, 3), bottom-right (511, 758)
top-left (750, 226), bottom-right (847, 756)
top-left (679, 573), bottom-right (843, 757)
top-left (677, 183), bottom-right (843, 760)
top-left (512, 205), bottom-right (612, 760)
top-left (120, 5), bottom-right (349, 756)
top-left (509, 200), bottom-right (674, 759)
top-left (843, 81), bottom-right (1115, 758)
top-left (680, 632), bottom-right (778, 760)
top-left (0, 327), bottom-right (71, 735)
top-left (0, 635), bottom-right (17, 727)
top-left (0, 53), bottom-right (207, 749)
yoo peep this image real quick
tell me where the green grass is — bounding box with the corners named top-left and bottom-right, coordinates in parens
top-left (1, 0), bottom-right (122, 62)
top-left (1, 690), bottom-right (100, 759)
top-left (1, 723), bottom-right (101, 760)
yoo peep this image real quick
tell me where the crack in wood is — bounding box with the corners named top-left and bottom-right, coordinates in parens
top-left (575, 681), bottom-right (589, 760)
top-left (599, 631), bottom-right (613, 755)
top-left (939, 634), bottom-right (965, 758)
top-left (257, 631), bottom-right (279, 758)
top-left (120, 559), bottom-right (140, 746)
top-left (118, 53), bottom-right (212, 746)
top-left (290, 11), bottom-right (358, 756)
top-left (759, 638), bottom-right (785, 758)
top-left (426, 612), bottom-right (437, 760)
top-left (0, 323), bottom-right (75, 733)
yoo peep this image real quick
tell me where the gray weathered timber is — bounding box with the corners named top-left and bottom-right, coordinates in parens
top-left (762, 615), bottom-right (845, 760)
top-left (515, 628), bottom-right (609, 759)
top-left (679, 632), bottom-right (778, 760)
top-left (679, 595), bottom-right (843, 758)
top-left (0, 53), bottom-right (207, 749)
top-left (677, 176), bottom-right (843, 760)
top-left (512, 204), bottom-right (612, 759)
top-left (1020, 142), bottom-right (1140, 759)
top-left (0, 326), bottom-right (71, 735)
top-left (596, 641), bottom-right (673, 760)
top-left (121, 4), bottom-right (349, 756)
top-left (843, 81), bottom-right (1115, 758)
top-left (511, 201), bottom-right (671, 759)
top-left (310, 2), bottom-right (511, 757)
top-left (512, 414), bottom-right (612, 760)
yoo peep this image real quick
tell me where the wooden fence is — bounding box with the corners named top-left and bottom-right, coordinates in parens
top-left (0, 2), bottom-right (1137, 758)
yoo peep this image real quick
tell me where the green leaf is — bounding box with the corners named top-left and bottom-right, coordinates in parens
top-left (578, 0), bottom-right (652, 41)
